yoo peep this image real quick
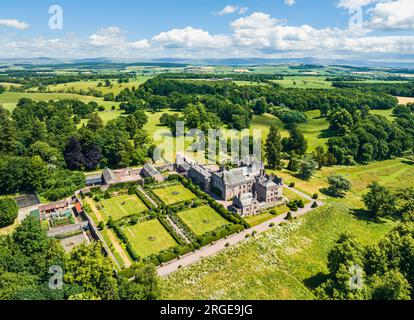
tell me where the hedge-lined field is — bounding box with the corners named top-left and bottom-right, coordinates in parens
top-left (152, 184), bottom-right (197, 205)
top-left (124, 219), bottom-right (178, 258)
top-left (101, 195), bottom-right (148, 221)
top-left (177, 205), bottom-right (230, 236)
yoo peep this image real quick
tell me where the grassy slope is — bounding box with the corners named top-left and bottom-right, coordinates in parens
top-left (162, 204), bottom-right (395, 300)
top-left (162, 159), bottom-right (413, 299)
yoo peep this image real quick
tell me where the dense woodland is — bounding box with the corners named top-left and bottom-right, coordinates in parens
top-left (0, 98), bottom-right (152, 200)
top-left (333, 81), bottom-right (414, 97)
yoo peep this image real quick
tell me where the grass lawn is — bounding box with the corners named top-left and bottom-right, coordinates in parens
top-left (0, 218), bottom-right (19, 236)
top-left (244, 205), bottom-right (289, 227)
top-left (371, 109), bottom-right (395, 121)
top-left (124, 219), bottom-right (178, 258)
top-left (271, 76), bottom-right (333, 89)
top-left (0, 92), bottom-right (119, 112)
top-left (100, 195), bottom-right (148, 221)
top-left (152, 184), bottom-right (196, 205)
top-left (161, 203), bottom-right (396, 300)
top-left (177, 205), bottom-right (230, 236)
top-left (271, 158), bottom-right (414, 208)
top-left (46, 76), bottom-right (152, 96)
top-left (249, 110), bottom-right (330, 152)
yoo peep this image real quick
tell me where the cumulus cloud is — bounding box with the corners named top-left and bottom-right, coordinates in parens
top-left (213, 5), bottom-right (248, 16)
top-left (0, 19), bottom-right (29, 29)
top-left (231, 12), bottom-right (284, 29)
top-left (128, 39), bottom-right (151, 49)
top-left (152, 26), bottom-right (232, 48)
top-left (369, 0), bottom-right (414, 30)
top-left (229, 11), bottom-right (413, 56)
top-left (0, 9), bottom-right (413, 61)
top-left (285, 0), bottom-right (296, 6)
top-left (89, 27), bottom-right (124, 47)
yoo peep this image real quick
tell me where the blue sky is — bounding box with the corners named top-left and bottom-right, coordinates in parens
top-left (0, 0), bottom-right (413, 61)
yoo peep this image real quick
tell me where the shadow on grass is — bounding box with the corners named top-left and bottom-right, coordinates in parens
top-left (350, 208), bottom-right (386, 224)
top-left (319, 188), bottom-right (345, 198)
top-left (303, 272), bottom-right (330, 291)
top-left (401, 159), bottom-right (414, 165)
top-left (318, 128), bottom-right (337, 139)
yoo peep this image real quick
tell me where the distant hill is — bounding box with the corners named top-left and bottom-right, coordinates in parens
top-left (0, 56), bottom-right (412, 69)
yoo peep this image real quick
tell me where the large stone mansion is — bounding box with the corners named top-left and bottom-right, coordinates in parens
top-left (177, 155), bottom-right (285, 217)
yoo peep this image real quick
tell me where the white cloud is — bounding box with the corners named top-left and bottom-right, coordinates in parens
top-left (214, 5), bottom-right (249, 16)
top-left (229, 11), bottom-right (413, 56)
top-left (285, 0), bottom-right (296, 6)
top-left (369, 0), bottom-right (414, 30)
top-left (231, 12), bottom-right (284, 29)
top-left (0, 19), bottom-right (29, 29)
top-left (128, 39), bottom-right (151, 49)
top-left (89, 27), bottom-right (124, 47)
top-left (0, 10), bottom-right (413, 61)
top-left (214, 5), bottom-right (238, 16)
top-left (152, 26), bottom-right (232, 48)
top-left (337, 0), bottom-right (379, 9)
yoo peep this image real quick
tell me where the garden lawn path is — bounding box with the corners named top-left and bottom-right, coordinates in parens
top-left (107, 229), bottom-right (132, 268)
top-left (86, 198), bottom-right (104, 223)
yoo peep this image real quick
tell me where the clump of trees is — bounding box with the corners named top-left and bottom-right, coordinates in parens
top-left (328, 109), bottom-right (414, 165)
top-left (0, 198), bottom-right (18, 228)
top-left (326, 174), bottom-right (352, 198)
top-left (316, 224), bottom-right (414, 300)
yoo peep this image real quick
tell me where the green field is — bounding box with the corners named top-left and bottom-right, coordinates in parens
top-left (370, 109), bottom-right (395, 121)
top-left (152, 184), bottom-right (197, 205)
top-left (272, 158), bottom-right (414, 208)
top-left (162, 204), bottom-right (396, 300)
top-left (100, 194), bottom-right (148, 221)
top-left (249, 110), bottom-right (331, 152)
top-left (124, 219), bottom-right (178, 258)
top-left (177, 206), bottom-right (230, 236)
top-left (46, 76), bottom-right (152, 95)
top-left (271, 76), bottom-right (333, 89)
top-left (0, 91), bottom-right (118, 112)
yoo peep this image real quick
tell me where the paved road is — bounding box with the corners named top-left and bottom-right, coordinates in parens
top-left (157, 187), bottom-right (324, 277)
